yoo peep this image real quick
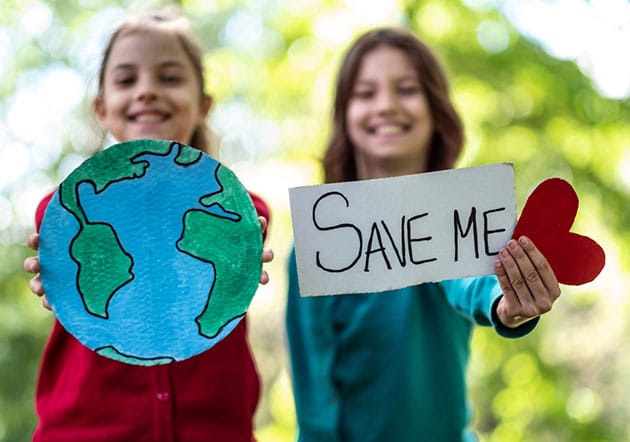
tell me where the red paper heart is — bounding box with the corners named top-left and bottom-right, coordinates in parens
top-left (512, 178), bottom-right (605, 285)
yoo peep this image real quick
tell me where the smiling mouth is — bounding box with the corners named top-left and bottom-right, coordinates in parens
top-left (369, 124), bottom-right (410, 135)
top-left (129, 112), bottom-right (168, 123)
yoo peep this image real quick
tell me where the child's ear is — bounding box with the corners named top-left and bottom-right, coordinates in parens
top-left (200, 94), bottom-right (212, 120)
top-left (93, 97), bottom-right (107, 126)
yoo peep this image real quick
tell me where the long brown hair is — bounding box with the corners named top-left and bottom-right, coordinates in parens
top-left (323, 27), bottom-right (463, 183)
top-left (96, 7), bottom-right (213, 153)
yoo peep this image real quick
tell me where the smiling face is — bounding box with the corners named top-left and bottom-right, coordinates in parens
top-left (94, 29), bottom-right (211, 144)
top-left (346, 46), bottom-right (434, 180)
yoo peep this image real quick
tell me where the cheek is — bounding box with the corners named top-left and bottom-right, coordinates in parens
top-left (346, 104), bottom-right (363, 134)
top-left (406, 94), bottom-right (430, 115)
top-left (104, 95), bottom-right (127, 117)
top-left (420, 108), bottom-right (434, 132)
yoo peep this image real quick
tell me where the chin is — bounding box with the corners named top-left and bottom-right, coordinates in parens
top-left (131, 132), bottom-right (169, 141)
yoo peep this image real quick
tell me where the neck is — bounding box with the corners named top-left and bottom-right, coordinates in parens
top-left (356, 158), bottom-right (427, 181)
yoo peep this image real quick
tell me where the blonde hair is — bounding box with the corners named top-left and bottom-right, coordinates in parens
top-left (96, 7), bottom-right (213, 154)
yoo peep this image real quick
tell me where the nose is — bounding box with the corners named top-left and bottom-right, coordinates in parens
top-left (374, 88), bottom-right (398, 115)
top-left (136, 75), bottom-right (159, 102)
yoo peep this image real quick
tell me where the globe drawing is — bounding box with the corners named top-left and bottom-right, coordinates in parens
top-left (39, 139), bottom-right (262, 366)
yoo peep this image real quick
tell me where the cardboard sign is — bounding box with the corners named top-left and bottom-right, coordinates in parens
top-left (39, 139), bottom-right (262, 365)
top-left (289, 163), bottom-right (516, 296)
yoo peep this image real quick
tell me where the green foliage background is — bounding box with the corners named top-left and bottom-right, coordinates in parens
top-left (0, 1), bottom-right (628, 441)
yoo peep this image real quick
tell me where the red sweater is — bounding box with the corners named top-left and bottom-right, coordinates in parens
top-left (32, 191), bottom-right (269, 442)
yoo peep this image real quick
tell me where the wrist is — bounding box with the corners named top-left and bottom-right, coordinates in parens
top-left (491, 296), bottom-right (540, 338)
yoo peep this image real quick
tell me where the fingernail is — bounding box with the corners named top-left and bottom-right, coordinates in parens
top-left (508, 240), bottom-right (518, 250)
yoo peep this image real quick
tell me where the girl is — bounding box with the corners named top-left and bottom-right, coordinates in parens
top-left (23, 8), bottom-right (273, 442)
top-left (285, 27), bottom-right (561, 441)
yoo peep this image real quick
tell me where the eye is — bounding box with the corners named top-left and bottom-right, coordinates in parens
top-left (114, 75), bottom-right (135, 87)
top-left (160, 67), bottom-right (186, 85)
top-left (398, 84), bottom-right (421, 95)
top-left (352, 89), bottom-right (374, 99)
top-left (161, 74), bottom-right (182, 84)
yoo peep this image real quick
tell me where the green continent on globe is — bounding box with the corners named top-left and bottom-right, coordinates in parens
top-left (178, 164), bottom-right (262, 339)
top-left (97, 346), bottom-right (175, 366)
top-left (70, 223), bottom-right (133, 318)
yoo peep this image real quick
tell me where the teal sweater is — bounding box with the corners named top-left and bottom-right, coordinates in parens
top-left (286, 251), bottom-right (537, 442)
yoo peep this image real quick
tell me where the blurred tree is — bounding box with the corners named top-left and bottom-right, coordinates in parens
top-left (401, 2), bottom-right (630, 442)
top-left (0, 1), bottom-right (628, 441)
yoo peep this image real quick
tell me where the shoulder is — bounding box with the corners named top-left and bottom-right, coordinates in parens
top-left (247, 191), bottom-right (270, 221)
top-left (35, 190), bottom-right (56, 232)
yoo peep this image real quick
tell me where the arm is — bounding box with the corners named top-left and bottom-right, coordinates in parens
top-left (438, 274), bottom-right (536, 337)
top-left (441, 236), bottom-right (560, 338)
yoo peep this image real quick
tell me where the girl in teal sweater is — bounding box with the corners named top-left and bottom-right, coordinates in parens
top-left (286, 27), bottom-right (561, 442)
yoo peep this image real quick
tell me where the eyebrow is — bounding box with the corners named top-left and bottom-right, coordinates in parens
top-left (110, 60), bottom-right (187, 72)
top-left (354, 75), bottom-right (420, 85)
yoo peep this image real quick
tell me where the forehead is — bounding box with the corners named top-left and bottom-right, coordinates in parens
top-left (107, 29), bottom-right (192, 69)
top-left (356, 46), bottom-right (417, 79)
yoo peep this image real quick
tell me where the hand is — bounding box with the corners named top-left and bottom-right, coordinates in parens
top-left (494, 236), bottom-right (561, 328)
top-left (23, 232), bottom-right (51, 310)
top-left (258, 216), bottom-right (274, 285)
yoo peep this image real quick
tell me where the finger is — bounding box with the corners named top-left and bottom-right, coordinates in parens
top-left (27, 232), bottom-right (40, 251)
top-left (494, 259), bottom-right (521, 307)
top-left (259, 270), bottom-right (270, 285)
top-left (505, 239), bottom-right (549, 303)
top-left (29, 275), bottom-right (46, 296)
top-left (517, 236), bottom-right (561, 299)
top-left (498, 242), bottom-right (533, 302)
top-left (258, 216), bottom-right (268, 235)
top-left (42, 295), bottom-right (52, 311)
top-left (24, 256), bottom-right (41, 274)
top-left (262, 248), bottom-right (274, 264)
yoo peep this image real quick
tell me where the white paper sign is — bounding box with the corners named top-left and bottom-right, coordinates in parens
top-left (289, 163), bottom-right (516, 296)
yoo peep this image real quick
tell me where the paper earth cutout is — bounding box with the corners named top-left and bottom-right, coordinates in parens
top-left (512, 178), bottom-right (605, 285)
top-left (39, 139), bottom-right (262, 365)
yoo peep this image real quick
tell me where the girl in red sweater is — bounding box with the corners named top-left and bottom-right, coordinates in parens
top-left (23, 7), bottom-right (273, 442)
